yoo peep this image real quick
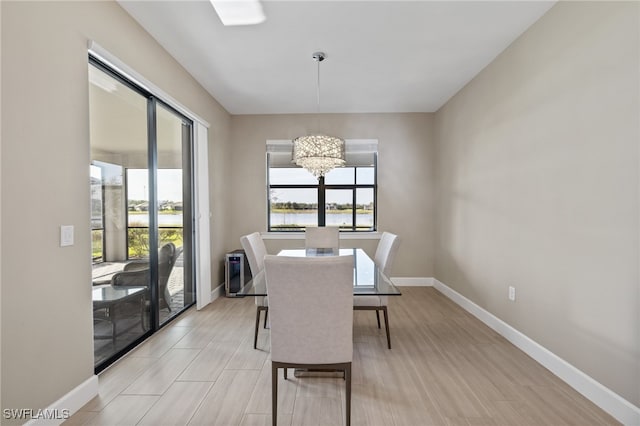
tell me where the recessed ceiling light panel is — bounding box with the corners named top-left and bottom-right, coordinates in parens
top-left (210, 0), bottom-right (265, 26)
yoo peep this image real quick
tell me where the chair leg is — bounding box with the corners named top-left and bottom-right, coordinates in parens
top-left (354, 306), bottom-right (388, 347)
top-left (382, 306), bottom-right (391, 349)
top-left (254, 307), bottom-right (262, 349)
top-left (272, 363), bottom-right (278, 426)
top-left (284, 368), bottom-right (288, 380)
top-left (264, 308), bottom-right (269, 329)
top-left (345, 363), bottom-right (351, 426)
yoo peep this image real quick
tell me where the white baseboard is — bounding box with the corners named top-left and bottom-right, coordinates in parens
top-left (25, 375), bottom-right (98, 425)
top-left (390, 277), bottom-right (433, 286)
top-left (210, 282), bottom-right (225, 303)
top-left (432, 279), bottom-right (640, 426)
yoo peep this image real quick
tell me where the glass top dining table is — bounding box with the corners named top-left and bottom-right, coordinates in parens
top-left (237, 248), bottom-right (402, 297)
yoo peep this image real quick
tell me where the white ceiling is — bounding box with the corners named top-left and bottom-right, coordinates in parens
top-left (117, 1), bottom-right (555, 115)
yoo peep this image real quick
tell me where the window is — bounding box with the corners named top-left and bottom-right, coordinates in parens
top-left (267, 140), bottom-right (377, 231)
top-left (126, 168), bottom-right (185, 259)
top-left (90, 164), bottom-right (104, 262)
top-left (90, 160), bottom-right (123, 263)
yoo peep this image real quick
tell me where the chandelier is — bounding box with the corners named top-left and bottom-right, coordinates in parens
top-left (292, 52), bottom-right (345, 179)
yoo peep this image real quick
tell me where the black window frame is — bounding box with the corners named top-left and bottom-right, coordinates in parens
top-left (267, 153), bottom-right (377, 232)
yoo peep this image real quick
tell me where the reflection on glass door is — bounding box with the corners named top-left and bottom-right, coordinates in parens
top-left (89, 59), bottom-right (195, 372)
top-left (154, 103), bottom-right (193, 325)
top-left (89, 63), bottom-right (151, 368)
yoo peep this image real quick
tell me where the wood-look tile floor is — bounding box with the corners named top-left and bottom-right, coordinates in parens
top-left (67, 287), bottom-right (619, 426)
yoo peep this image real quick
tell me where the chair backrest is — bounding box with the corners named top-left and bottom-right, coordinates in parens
top-left (374, 232), bottom-right (400, 277)
top-left (115, 243), bottom-right (177, 309)
top-left (158, 242), bottom-right (177, 282)
top-left (240, 232), bottom-right (268, 275)
top-left (124, 242), bottom-right (177, 275)
top-left (265, 255), bottom-right (354, 364)
top-left (304, 226), bottom-right (340, 250)
top-left (111, 267), bottom-right (149, 287)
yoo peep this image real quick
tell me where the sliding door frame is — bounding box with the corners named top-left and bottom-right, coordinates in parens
top-left (90, 55), bottom-right (197, 372)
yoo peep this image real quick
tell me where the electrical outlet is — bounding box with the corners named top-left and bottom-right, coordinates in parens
top-left (508, 286), bottom-right (516, 302)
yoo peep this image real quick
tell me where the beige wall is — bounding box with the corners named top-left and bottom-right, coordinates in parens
top-left (434, 1), bottom-right (639, 406)
top-left (1, 0), bottom-right (230, 417)
top-left (228, 113), bottom-right (435, 278)
top-left (1, 0), bottom-right (636, 418)
top-left (0, 0), bottom-right (3, 412)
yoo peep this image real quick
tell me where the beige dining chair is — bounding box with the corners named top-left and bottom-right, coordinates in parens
top-left (240, 232), bottom-right (269, 349)
top-left (353, 231), bottom-right (399, 349)
top-left (305, 226), bottom-right (340, 251)
top-left (265, 254), bottom-right (354, 426)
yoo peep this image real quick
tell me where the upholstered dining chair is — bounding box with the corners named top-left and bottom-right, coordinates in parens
top-left (265, 254), bottom-right (354, 426)
top-left (353, 231), bottom-right (399, 349)
top-left (240, 232), bottom-right (269, 349)
top-left (304, 226), bottom-right (340, 251)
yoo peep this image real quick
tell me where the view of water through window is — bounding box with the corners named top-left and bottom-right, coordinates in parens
top-left (126, 168), bottom-right (183, 227)
top-left (268, 164), bottom-right (376, 231)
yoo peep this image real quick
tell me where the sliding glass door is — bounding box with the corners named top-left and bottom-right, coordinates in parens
top-left (154, 103), bottom-right (194, 324)
top-left (89, 58), bottom-right (195, 371)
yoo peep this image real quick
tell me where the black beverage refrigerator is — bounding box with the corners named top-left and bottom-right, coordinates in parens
top-left (224, 249), bottom-right (252, 297)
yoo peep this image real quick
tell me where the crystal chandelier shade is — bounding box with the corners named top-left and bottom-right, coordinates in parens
top-left (292, 134), bottom-right (346, 179)
top-left (292, 51), bottom-right (345, 179)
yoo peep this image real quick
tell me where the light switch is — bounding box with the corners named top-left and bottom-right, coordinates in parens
top-left (60, 225), bottom-right (74, 247)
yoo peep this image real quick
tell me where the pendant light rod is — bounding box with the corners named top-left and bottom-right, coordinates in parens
top-left (292, 51), bottom-right (345, 179)
top-left (312, 52), bottom-right (325, 114)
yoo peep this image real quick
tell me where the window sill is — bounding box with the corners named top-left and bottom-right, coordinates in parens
top-left (261, 231), bottom-right (381, 240)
